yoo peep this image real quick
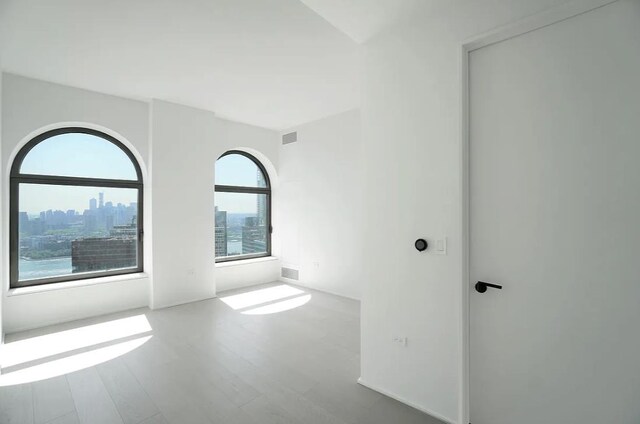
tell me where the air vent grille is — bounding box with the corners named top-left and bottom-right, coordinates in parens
top-left (282, 132), bottom-right (297, 145)
top-left (281, 267), bottom-right (299, 280)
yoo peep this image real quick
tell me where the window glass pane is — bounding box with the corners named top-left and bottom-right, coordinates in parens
top-left (18, 183), bottom-right (139, 281)
top-left (215, 192), bottom-right (268, 258)
top-left (215, 154), bottom-right (267, 187)
top-left (20, 133), bottom-right (138, 180)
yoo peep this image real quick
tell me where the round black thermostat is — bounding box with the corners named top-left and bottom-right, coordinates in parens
top-left (415, 239), bottom-right (428, 252)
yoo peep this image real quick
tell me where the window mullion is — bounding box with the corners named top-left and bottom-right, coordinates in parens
top-left (15, 175), bottom-right (141, 189)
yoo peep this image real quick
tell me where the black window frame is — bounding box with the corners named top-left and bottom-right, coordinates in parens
top-left (214, 150), bottom-right (272, 263)
top-left (10, 127), bottom-right (144, 288)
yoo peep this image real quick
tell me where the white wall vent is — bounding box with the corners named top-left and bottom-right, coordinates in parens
top-left (281, 267), bottom-right (299, 280)
top-left (282, 132), bottom-right (297, 145)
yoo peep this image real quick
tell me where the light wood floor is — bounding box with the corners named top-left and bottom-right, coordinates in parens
top-left (0, 283), bottom-right (443, 424)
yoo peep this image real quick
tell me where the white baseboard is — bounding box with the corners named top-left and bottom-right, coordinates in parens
top-left (150, 294), bottom-right (216, 310)
top-left (357, 378), bottom-right (457, 424)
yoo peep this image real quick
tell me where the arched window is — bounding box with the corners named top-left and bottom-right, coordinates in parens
top-left (215, 151), bottom-right (271, 262)
top-left (10, 128), bottom-right (143, 288)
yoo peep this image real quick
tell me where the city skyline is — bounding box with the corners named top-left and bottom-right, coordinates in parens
top-left (19, 185), bottom-right (138, 216)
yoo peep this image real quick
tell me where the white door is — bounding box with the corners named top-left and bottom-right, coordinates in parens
top-left (469, 1), bottom-right (640, 423)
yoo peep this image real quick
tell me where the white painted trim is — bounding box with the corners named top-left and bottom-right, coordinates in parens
top-left (459, 1), bottom-right (620, 423)
top-left (458, 41), bottom-right (471, 424)
top-left (462, 0), bottom-right (619, 52)
top-left (215, 256), bottom-right (279, 268)
top-left (357, 378), bottom-right (457, 424)
top-left (6, 273), bottom-right (149, 297)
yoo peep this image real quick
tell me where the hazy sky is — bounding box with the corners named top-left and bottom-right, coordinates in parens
top-left (18, 133), bottom-right (267, 215)
top-left (21, 133), bottom-right (138, 180)
top-left (215, 154), bottom-right (266, 187)
top-left (19, 133), bottom-right (139, 214)
top-left (215, 192), bottom-right (262, 214)
top-left (215, 153), bottom-right (266, 214)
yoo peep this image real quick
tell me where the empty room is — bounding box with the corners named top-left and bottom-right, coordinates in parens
top-left (0, 0), bottom-right (638, 423)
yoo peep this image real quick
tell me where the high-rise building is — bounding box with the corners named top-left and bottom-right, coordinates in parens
top-left (90, 198), bottom-right (97, 210)
top-left (110, 222), bottom-right (137, 237)
top-left (99, 192), bottom-right (104, 209)
top-left (242, 216), bottom-right (266, 254)
top-left (72, 237), bottom-right (136, 272)
top-left (106, 215), bottom-right (114, 231)
top-left (215, 206), bottom-right (228, 257)
top-left (257, 169), bottom-right (267, 226)
top-left (83, 212), bottom-right (97, 232)
top-left (18, 212), bottom-right (29, 233)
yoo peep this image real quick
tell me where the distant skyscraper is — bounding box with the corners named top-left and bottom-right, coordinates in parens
top-left (106, 215), bottom-right (114, 231)
top-left (18, 212), bottom-right (29, 233)
top-left (84, 212), bottom-right (97, 232)
top-left (256, 169), bottom-right (267, 226)
top-left (215, 206), bottom-right (228, 257)
top-left (99, 192), bottom-right (104, 209)
top-left (90, 198), bottom-right (97, 210)
top-left (242, 216), bottom-right (266, 254)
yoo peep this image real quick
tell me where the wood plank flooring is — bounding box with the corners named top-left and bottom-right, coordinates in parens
top-left (0, 283), bottom-right (443, 424)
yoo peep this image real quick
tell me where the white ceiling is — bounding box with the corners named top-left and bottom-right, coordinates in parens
top-left (0, 0), bottom-right (573, 130)
top-left (0, 0), bottom-right (360, 130)
top-left (298, 0), bottom-right (428, 43)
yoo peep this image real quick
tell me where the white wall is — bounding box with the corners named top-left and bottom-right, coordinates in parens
top-left (215, 258), bottom-right (280, 293)
top-left (0, 61), bottom-right (3, 342)
top-left (0, 75), bottom-right (281, 332)
top-left (1, 73), bottom-right (151, 333)
top-left (359, 1), bottom-right (577, 422)
top-left (213, 119), bottom-right (282, 293)
top-left (277, 110), bottom-right (363, 300)
top-left (150, 100), bottom-right (280, 307)
top-left (149, 100), bottom-right (218, 308)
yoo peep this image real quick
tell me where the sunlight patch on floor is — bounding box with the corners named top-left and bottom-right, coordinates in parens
top-left (0, 336), bottom-right (152, 386)
top-left (220, 284), bottom-right (312, 315)
top-left (242, 294), bottom-right (312, 315)
top-left (1, 314), bottom-right (152, 369)
top-left (220, 284), bottom-right (304, 310)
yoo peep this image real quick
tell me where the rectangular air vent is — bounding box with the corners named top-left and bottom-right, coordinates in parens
top-left (282, 132), bottom-right (297, 145)
top-left (281, 267), bottom-right (299, 280)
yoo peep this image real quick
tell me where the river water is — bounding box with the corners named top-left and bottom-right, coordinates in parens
top-left (19, 257), bottom-right (72, 280)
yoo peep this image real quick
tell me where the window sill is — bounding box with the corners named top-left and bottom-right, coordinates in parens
top-left (7, 272), bottom-right (149, 297)
top-left (215, 256), bottom-right (279, 268)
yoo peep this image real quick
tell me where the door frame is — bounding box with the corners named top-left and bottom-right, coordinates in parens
top-left (458, 1), bottom-right (620, 421)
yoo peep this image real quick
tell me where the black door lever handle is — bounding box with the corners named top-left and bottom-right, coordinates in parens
top-left (475, 281), bottom-right (503, 293)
